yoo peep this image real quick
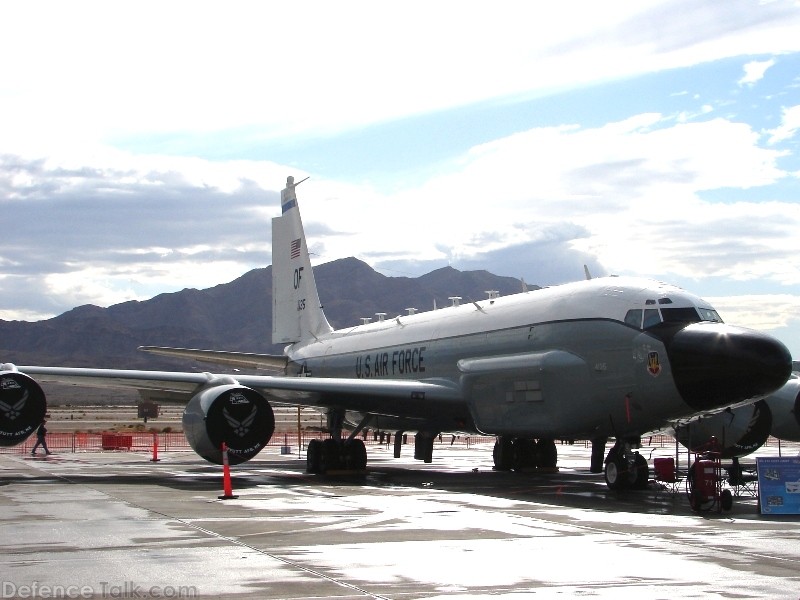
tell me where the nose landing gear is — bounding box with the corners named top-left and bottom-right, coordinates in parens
top-left (604, 440), bottom-right (649, 490)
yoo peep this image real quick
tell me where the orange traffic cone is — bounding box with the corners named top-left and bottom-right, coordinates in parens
top-left (218, 442), bottom-right (238, 500)
top-left (150, 433), bottom-right (160, 462)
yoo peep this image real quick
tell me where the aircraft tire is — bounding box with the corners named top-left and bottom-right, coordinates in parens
top-left (721, 488), bottom-right (733, 511)
top-left (604, 456), bottom-right (629, 490)
top-left (631, 453), bottom-right (649, 490)
top-left (320, 438), bottom-right (342, 473)
top-left (345, 439), bottom-right (368, 470)
top-left (493, 437), bottom-right (514, 471)
top-left (536, 439), bottom-right (558, 470)
top-left (306, 439), bottom-right (322, 474)
top-left (512, 438), bottom-right (538, 471)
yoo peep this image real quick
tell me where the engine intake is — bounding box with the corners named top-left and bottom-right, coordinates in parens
top-left (0, 369), bottom-right (48, 447)
top-left (183, 384), bottom-right (275, 465)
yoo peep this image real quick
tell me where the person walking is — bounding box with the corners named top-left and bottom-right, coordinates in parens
top-left (31, 419), bottom-right (52, 455)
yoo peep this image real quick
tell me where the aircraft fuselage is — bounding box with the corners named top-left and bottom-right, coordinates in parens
top-left (284, 276), bottom-right (788, 440)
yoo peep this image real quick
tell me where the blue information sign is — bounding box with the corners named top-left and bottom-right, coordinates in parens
top-left (756, 456), bottom-right (800, 515)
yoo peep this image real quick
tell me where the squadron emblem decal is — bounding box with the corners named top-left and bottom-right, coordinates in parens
top-left (647, 351), bottom-right (662, 377)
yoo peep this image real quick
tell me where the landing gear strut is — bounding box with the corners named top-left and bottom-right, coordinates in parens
top-left (604, 439), bottom-right (648, 490)
top-left (414, 431), bottom-right (436, 463)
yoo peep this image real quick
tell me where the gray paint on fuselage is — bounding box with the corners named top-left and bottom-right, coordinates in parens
top-left (288, 311), bottom-right (687, 440)
top-left (280, 276), bottom-right (721, 439)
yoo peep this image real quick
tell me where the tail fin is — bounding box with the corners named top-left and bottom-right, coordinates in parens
top-left (271, 176), bottom-right (333, 344)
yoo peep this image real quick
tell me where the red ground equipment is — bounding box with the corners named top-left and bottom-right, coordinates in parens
top-left (686, 442), bottom-right (733, 512)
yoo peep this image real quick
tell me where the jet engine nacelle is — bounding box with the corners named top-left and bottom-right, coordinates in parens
top-left (765, 374), bottom-right (800, 442)
top-left (674, 400), bottom-right (772, 459)
top-left (0, 368), bottom-right (48, 447)
top-left (182, 382), bottom-right (275, 465)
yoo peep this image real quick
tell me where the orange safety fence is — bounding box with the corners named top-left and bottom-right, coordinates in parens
top-left (1, 431), bottom-right (504, 455)
top-left (2, 431), bottom-right (696, 456)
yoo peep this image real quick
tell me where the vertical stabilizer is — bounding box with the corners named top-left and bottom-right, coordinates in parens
top-left (272, 176), bottom-right (333, 344)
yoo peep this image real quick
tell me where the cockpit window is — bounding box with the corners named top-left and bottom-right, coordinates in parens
top-left (697, 307), bottom-right (723, 322)
top-left (643, 308), bottom-right (662, 329)
top-left (623, 309), bottom-right (641, 327)
top-left (660, 307), bottom-right (701, 324)
top-left (624, 305), bottom-right (724, 330)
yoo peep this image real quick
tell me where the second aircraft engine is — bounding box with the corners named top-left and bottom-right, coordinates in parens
top-left (674, 400), bottom-right (772, 459)
top-left (765, 375), bottom-right (800, 442)
top-left (183, 382), bottom-right (275, 465)
top-left (0, 368), bottom-right (48, 447)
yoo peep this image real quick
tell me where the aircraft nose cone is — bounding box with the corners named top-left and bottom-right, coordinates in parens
top-left (664, 322), bottom-right (792, 412)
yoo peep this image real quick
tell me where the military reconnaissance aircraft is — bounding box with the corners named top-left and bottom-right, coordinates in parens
top-left (1, 176), bottom-right (792, 491)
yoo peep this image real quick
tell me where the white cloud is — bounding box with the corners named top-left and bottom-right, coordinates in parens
top-left (1, 1), bottom-right (800, 364)
top-left (2, 1), bottom-right (800, 155)
top-left (5, 108), bottom-right (795, 318)
top-left (767, 104), bottom-right (800, 144)
top-left (708, 294), bottom-right (800, 331)
top-left (738, 58), bottom-right (776, 86)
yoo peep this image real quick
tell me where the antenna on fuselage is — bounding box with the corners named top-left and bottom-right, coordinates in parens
top-left (471, 300), bottom-right (486, 313)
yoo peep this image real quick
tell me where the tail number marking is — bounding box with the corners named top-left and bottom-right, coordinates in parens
top-left (293, 267), bottom-right (306, 310)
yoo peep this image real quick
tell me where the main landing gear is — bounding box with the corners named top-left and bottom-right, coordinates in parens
top-left (306, 437), bottom-right (368, 474)
top-left (603, 439), bottom-right (649, 490)
top-left (306, 409), bottom-right (368, 474)
top-left (492, 436), bottom-right (558, 471)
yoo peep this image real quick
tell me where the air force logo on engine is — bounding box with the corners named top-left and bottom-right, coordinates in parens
top-left (223, 406), bottom-right (257, 437)
top-left (0, 378), bottom-right (27, 421)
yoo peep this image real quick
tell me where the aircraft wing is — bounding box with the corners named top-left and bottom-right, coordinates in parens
top-left (137, 346), bottom-right (288, 372)
top-left (17, 365), bottom-right (464, 417)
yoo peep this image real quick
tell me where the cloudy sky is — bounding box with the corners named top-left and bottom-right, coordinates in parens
top-left (2, 1), bottom-right (800, 355)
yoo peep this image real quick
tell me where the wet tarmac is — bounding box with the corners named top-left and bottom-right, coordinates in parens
top-left (2, 441), bottom-right (799, 599)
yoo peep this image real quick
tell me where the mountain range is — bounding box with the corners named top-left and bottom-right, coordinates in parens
top-left (0, 258), bottom-right (533, 370)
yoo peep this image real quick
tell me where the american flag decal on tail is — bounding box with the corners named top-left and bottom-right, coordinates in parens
top-left (290, 239), bottom-right (301, 259)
